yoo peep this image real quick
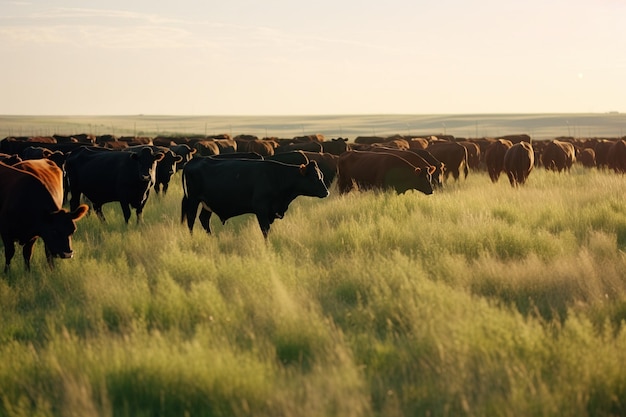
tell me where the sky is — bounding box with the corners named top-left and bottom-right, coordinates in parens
top-left (0, 0), bottom-right (624, 115)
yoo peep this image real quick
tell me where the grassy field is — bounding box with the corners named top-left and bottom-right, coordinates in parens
top-left (1, 161), bottom-right (626, 416)
top-left (1, 113), bottom-right (625, 140)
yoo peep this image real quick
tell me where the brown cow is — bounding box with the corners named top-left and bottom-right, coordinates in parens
top-left (371, 139), bottom-right (410, 150)
top-left (426, 141), bottom-right (468, 181)
top-left (503, 141), bottom-right (534, 187)
top-left (408, 138), bottom-right (429, 150)
top-left (0, 160), bottom-right (88, 271)
top-left (484, 139), bottom-right (513, 183)
top-left (300, 151), bottom-right (340, 187)
top-left (607, 140), bottom-right (626, 173)
top-left (245, 139), bottom-right (275, 157)
top-left (459, 141), bottom-right (481, 170)
top-left (542, 140), bottom-right (576, 172)
top-left (194, 140), bottom-right (220, 156)
top-left (595, 140), bottom-right (615, 169)
top-left (367, 147), bottom-right (438, 188)
top-left (577, 148), bottom-right (596, 168)
top-left (337, 151), bottom-right (433, 195)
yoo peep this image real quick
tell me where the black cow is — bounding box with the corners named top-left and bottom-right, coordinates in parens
top-left (0, 161), bottom-right (88, 272)
top-left (321, 138), bottom-right (350, 155)
top-left (169, 144), bottom-right (197, 170)
top-left (123, 145), bottom-right (183, 195)
top-left (65, 147), bottom-right (164, 223)
top-left (267, 150), bottom-right (309, 165)
top-left (181, 158), bottom-right (329, 238)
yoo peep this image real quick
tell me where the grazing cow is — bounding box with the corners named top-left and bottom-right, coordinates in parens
top-left (275, 141), bottom-right (323, 154)
top-left (577, 148), bottom-right (596, 168)
top-left (336, 151), bottom-right (433, 195)
top-left (426, 141), bottom-right (469, 181)
top-left (459, 141), bottom-right (481, 170)
top-left (65, 147), bottom-right (164, 223)
top-left (484, 139), bottom-right (513, 182)
top-left (181, 158), bottom-right (329, 238)
top-left (267, 150), bottom-right (308, 165)
top-left (240, 139), bottom-right (275, 157)
top-left (213, 139), bottom-right (238, 154)
top-left (0, 161), bottom-right (88, 271)
top-left (194, 140), bottom-right (220, 156)
top-left (542, 140), bottom-right (576, 172)
top-left (407, 149), bottom-right (445, 189)
top-left (371, 138), bottom-right (410, 150)
top-left (169, 144), bottom-right (197, 170)
top-left (123, 145), bottom-right (183, 195)
top-left (301, 151), bottom-right (340, 188)
top-left (21, 146), bottom-right (67, 172)
top-left (320, 138), bottom-right (350, 155)
top-left (408, 138), bottom-right (429, 150)
top-left (594, 140), bottom-right (614, 169)
top-left (503, 141), bottom-right (534, 187)
top-left (607, 140), bottom-right (626, 173)
top-left (0, 153), bottom-right (22, 165)
top-left (210, 152), bottom-right (264, 160)
top-left (367, 147), bottom-right (438, 189)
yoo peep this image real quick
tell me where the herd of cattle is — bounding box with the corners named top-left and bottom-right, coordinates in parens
top-left (1, 131), bottom-right (625, 272)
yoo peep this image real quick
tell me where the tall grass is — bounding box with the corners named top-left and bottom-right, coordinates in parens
top-left (1, 166), bottom-right (626, 416)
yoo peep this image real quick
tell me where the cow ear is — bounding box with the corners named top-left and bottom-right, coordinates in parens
top-left (414, 167), bottom-right (422, 174)
top-left (299, 164), bottom-right (307, 176)
top-left (154, 152), bottom-right (165, 162)
top-left (428, 165), bottom-right (436, 175)
top-left (129, 152), bottom-right (139, 160)
top-left (71, 204), bottom-right (89, 221)
top-left (175, 155), bottom-right (183, 163)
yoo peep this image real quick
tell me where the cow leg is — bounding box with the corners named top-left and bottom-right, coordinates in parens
top-left (135, 207), bottom-right (144, 224)
top-left (69, 189), bottom-right (81, 212)
top-left (119, 202), bottom-right (132, 224)
top-left (22, 238), bottom-right (37, 271)
top-left (94, 204), bottom-right (107, 222)
top-left (255, 213), bottom-right (271, 239)
top-left (198, 208), bottom-right (212, 234)
top-left (44, 244), bottom-right (55, 269)
top-left (3, 237), bottom-right (15, 273)
top-left (182, 196), bottom-right (200, 233)
top-left (161, 182), bottom-right (169, 195)
top-left (337, 176), bottom-right (352, 194)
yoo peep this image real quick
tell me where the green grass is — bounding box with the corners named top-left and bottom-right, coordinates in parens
top-left (2, 165), bottom-right (626, 416)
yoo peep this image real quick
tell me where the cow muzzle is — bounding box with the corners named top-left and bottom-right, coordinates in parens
top-left (56, 252), bottom-right (74, 259)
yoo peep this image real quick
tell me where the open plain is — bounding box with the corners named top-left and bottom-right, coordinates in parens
top-left (1, 114), bottom-right (626, 417)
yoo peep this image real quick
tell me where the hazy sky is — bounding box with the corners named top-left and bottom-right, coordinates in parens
top-left (0, 0), bottom-right (623, 115)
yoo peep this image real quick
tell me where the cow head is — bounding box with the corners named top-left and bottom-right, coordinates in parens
top-left (40, 204), bottom-right (89, 259)
top-left (298, 161), bottom-right (330, 198)
top-left (392, 166), bottom-right (433, 195)
top-left (130, 147), bottom-right (165, 184)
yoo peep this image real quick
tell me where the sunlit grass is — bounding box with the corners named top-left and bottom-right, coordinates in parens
top-left (2, 166), bottom-right (626, 416)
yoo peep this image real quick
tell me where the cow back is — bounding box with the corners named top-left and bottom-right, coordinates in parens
top-left (13, 159), bottom-right (64, 208)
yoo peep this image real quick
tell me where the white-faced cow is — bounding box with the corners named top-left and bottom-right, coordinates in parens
top-left (65, 146), bottom-right (164, 223)
top-left (181, 158), bottom-right (329, 239)
top-left (0, 160), bottom-right (88, 272)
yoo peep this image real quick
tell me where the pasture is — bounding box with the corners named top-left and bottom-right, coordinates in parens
top-left (1, 158), bottom-right (626, 416)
